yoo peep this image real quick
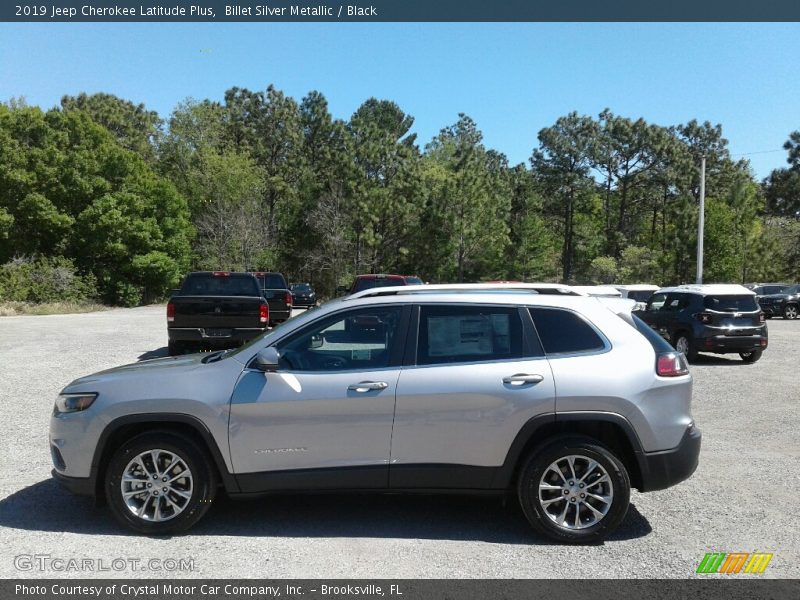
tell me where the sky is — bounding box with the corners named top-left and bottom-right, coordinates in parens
top-left (1, 22), bottom-right (799, 178)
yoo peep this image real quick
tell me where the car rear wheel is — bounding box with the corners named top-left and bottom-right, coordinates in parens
top-left (784, 304), bottom-right (798, 320)
top-left (517, 437), bottom-right (630, 544)
top-left (673, 333), bottom-right (697, 362)
top-left (740, 350), bottom-right (763, 363)
top-left (105, 431), bottom-right (217, 535)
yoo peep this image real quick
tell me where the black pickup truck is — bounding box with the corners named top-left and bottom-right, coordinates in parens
top-left (167, 272), bottom-right (269, 355)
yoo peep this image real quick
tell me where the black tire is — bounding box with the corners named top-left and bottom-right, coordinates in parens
top-left (105, 431), bottom-right (217, 535)
top-left (740, 349), bottom-right (763, 363)
top-left (517, 437), bottom-right (630, 544)
top-left (673, 332), bottom-right (697, 362)
top-left (784, 304), bottom-right (798, 320)
top-left (167, 341), bottom-right (183, 356)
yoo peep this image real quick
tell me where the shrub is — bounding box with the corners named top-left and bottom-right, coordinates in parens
top-left (0, 256), bottom-right (98, 304)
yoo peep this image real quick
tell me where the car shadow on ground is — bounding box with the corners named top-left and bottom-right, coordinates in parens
top-left (0, 479), bottom-right (651, 544)
top-left (138, 347), bottom-right (169, 361)
top-left (691, 354), bottom-right (750, 366)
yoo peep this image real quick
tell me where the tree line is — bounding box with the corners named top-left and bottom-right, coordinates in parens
top-left (0, 89), bottom-right (798, 305)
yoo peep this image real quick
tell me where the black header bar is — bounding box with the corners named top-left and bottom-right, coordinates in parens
top-left (4, 0), bottom-right (800, 23)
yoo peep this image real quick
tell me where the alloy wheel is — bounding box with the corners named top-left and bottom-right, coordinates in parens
top-left (538, 454), bottom-right (614, 530)
top-left (120, 449), bottom-right (194, 522)
top-left (675, 336), bottom-right (690, 355)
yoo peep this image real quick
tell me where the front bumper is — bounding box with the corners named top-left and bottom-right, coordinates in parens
top-left (52, 468), bottom-right (94, 497)
top-left (638, 424), bottom-right (701, 492)
top-left (758, 304), bottom-right (780, 317)
top-left (292, 298), bottom-right (316, 307)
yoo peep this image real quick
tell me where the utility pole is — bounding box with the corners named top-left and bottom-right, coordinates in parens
top-left (696, 154), bottom-right (706, 284)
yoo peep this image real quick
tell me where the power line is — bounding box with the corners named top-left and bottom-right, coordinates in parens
top-left (730, 148), bottom-right (785, 157)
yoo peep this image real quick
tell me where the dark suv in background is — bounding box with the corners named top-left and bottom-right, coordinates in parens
top-left (756, 284), bottom-right (800, 320)
top-left (339, 274), bottom-right (425, 295)
top-left (635, 284), bottom-right (767, 363)
top-left (289, 282), bottom-right (317, 308)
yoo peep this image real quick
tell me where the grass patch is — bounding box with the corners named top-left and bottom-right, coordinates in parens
top-left (0, 301), bottom-right (108, 316)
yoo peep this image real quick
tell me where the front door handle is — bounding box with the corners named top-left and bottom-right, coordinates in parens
top-left (348, 381), bottom-right (389, 393)
top-left (502, 374), bottom-right (544, 386)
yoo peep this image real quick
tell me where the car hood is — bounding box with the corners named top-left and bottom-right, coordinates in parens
top-left (62, 353), bottom-right (206, 392)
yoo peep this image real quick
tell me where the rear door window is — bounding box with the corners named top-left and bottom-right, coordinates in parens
top-left (417, 305), bottom-right (523, 365)
top-left (703, 295), bottom-right (758, 312)
top-left (528, 308), bottom-right (606, 355)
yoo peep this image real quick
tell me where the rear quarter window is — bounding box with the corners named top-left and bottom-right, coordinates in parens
top-left (529, 308), bottom-right (606, 355)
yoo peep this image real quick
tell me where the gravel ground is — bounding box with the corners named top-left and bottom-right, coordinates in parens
top-left (0, 305), bottom-right (798, 579)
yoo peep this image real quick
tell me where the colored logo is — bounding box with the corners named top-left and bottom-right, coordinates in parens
top-left (696, 552), bottom-right (773, 574)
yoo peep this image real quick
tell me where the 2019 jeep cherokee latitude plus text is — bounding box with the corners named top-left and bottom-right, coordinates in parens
top-left (50, 284), bottom-right (700, 543)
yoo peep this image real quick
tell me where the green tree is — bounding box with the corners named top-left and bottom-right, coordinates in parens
top-left (61, 93), bottom-right (161, 162)
top-left (531, 112), bottom-right (599, 282)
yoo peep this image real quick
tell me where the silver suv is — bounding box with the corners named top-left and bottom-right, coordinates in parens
top-left (50, 284), bottom-right (701, 543)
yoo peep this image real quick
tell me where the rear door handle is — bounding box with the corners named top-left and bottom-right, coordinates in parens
top-left (348, 381), bottom-right (389, 392)
top-left (502, 374), bottom-right (544, 386)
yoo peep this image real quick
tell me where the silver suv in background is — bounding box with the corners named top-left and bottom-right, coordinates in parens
top-left (50, 284), bottom-right (700, 543)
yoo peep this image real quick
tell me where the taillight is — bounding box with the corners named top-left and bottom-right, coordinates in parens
top-left (696, 313), bottom-right (713, 324)
top-left (285, 291), bottom-right (293, 306)
top-left (656, 352), bottom-right (689, 377)
top-left (759, 313), bottom-right (765, 324)
top-left (167, 302), bottom-right (175, 323)
top-left (259, 303), bottom-right (269, 324)
top-left (760, 338), bottom-right (768, 348)
top-left (212, 271), bottom-right (230, 277)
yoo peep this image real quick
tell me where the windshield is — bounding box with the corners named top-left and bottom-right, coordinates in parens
top-left (703, 295), bottom-right (758, 312)
top-left (179, 274), bottom-right (260, 297)
top-left (404, 277), bottom-right (424, 285)
top-left (291, 283), bottom-right (313, 292)
top-left (783, 285), bottom-right (800, 295)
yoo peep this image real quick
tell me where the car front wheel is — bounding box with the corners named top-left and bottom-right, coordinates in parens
top-left (517, 437), bottom-right (630, 544)
top-left (784, 304), bottom-right (798, 320)
top-left (105, 431), bottom-right (217, 535)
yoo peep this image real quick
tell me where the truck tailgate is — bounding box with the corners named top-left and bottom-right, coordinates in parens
top-left (171, 296), bottom-right (264, 329)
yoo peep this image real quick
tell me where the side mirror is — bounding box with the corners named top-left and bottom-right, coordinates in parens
top-left (253, 347), bottom-right (281, 372)
top-left (309, 333), bottom-right (323, 349)
top-left (336, 285), bottom-right (348, 296)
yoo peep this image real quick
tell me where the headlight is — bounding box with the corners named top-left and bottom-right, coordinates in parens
top-left (54, 393), bottom-right (97, 415)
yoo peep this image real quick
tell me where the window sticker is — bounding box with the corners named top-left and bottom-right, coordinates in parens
top-left (351, 348), bottom-right (372, 361)
top-left (428, 314), bottom-right (510, 357)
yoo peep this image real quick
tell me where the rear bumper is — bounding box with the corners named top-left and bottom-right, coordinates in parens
top-left (168, 327), bottom-right (266, 344)
top-left (269, 310), bottom-right (291, 322)
top-left (696, 334), bottom-right (766, 353)
top-left (52, 468), bottom-right (94, 497)
top-left (638, 425), bottom-right (701, 492)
